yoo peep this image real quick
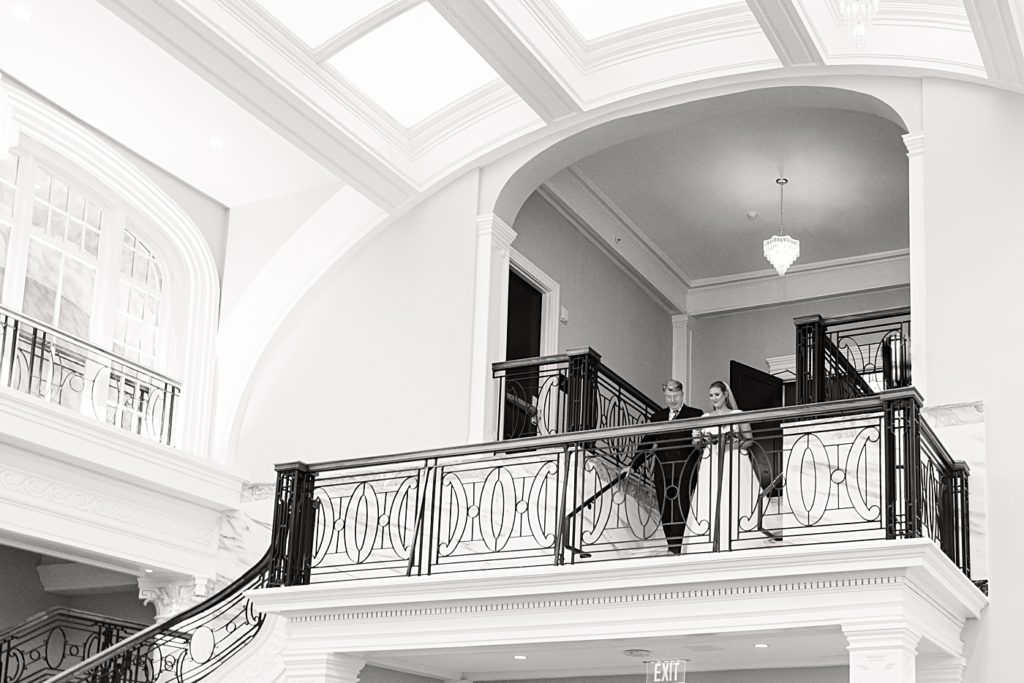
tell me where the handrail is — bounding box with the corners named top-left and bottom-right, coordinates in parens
top-left (308, 392), bottom-right (895, 473)
top-left (820, 306), bottom-right (911, 328)
top-left (0, 305), bottom-right (181, 387)
top-left (492, 353), bottom-right (571, 371)
top-left (822, 334), bottom-right (874, 396)
top-left (45, 550), bottom-right (271, 683)
top-left (0, 607), bottom-right (145, 642)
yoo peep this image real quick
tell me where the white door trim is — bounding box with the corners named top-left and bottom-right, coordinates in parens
top-left (509, 248), bottom-right (560, 357)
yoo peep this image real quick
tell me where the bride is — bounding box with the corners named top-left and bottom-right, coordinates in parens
top-left (683, 381), bottom-right (754, 552)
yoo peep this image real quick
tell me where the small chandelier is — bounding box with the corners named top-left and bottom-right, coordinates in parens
top-left (0, 72), bottom-right (19, 162)
top-left (763, 177), bottom-right (800, 276)
top-left (840, 0), bottom-right (881, 49)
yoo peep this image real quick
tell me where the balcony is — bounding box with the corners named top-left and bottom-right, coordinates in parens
top-left (0, 306), bottom-right (179, 446)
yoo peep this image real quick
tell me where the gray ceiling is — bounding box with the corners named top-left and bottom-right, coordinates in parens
top-left (574, 106), bottom-right (910, 281)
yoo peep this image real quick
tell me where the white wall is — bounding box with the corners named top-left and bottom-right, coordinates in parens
top-left (914, 78), bottom-right (1024, 683)
top-left (235, 172), bottom-right (480, 481)
top-left (688, 287), bottom-right (910, 407)
top-left (512, 193), bottom-right (673, 401)
top-left (221, 182), bottom-right (343, 318)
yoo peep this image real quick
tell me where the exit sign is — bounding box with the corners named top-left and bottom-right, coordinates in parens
top-left (645, 659), bottom-right (686, 682)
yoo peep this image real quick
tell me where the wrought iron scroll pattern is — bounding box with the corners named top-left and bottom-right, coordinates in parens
top-left (285, 391), bottom-right (972, 585)
top-left (44, 554), bottom-right (270, 683)
top-left (0, 309), bottom-right (179, 446)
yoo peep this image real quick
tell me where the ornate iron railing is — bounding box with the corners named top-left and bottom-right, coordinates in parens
top-left (268, 388), bottom-right (971, 586)
top-left (43, 553), bottom-right (270, 683)
top-left (796, 307), bottom-right (910, 405)
top-left (492, 347), bottom-right (660, 440)
top-left (0, 608), bottom-right (145, 682)
top-left (0, 307), bottom-right (180, 446)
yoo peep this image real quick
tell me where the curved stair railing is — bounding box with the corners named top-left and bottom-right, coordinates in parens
top-left (43, 551), bottom-right (270, 683)
top-left (0, 608), bottom-right (146, 682)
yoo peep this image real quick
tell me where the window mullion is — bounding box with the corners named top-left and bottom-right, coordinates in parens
top-left (92, 207), bottom-right (124, 349)
top-left (2, 154), bottom-right (37, 309)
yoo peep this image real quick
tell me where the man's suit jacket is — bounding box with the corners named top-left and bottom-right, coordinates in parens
top-left (640, 404), bottom-right (703, 464)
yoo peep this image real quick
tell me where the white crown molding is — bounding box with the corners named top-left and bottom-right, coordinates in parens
top-left (312, 0), bottom-right (419, 59)
top-left (6, 84), bottom-right (220, 459)
top-left (766, 354), bottom-right (797, 378)
top-left (0, 388), bottom-right (244, 510)
top-left (903, 131), bottom-right (925, 156)
top-left (687, 249), bottom-right (910, 315)
top-left (539, 168), bottom-right (689, 312)
top-left (248, 540), bottom-right (983, 662)
top-left (747, 0), bottom-right (825, 67)
top-left (963, 0), bottom-right (1024, 88)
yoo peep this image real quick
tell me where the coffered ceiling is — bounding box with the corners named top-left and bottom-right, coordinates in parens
top-left (2, 1), bottom-right (1022, 235)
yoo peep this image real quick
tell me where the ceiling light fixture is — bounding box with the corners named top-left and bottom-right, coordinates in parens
top-left (624, 649), bottom-right (652, 658)
top-left (0, 72), bottom-right (20, 162)
top-left (839, 0), bottom-right (880, 50)
top-left (513, 655), bottom-right (528, 660)
top-left (754, 643), bottom-right (769, 648)
top-left (763, 177), bottom-right (799, 276)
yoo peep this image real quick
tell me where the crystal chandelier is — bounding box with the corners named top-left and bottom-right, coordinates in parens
top-left (0, 72), bottom-right (20, 162)
top-left (763, 177), bottom-right (800, 276)
top-left (839, 0), bottom-right (881, 49)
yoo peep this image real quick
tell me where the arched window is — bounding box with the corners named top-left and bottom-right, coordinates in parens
top-left (0, 146), bottom-right (176, 443)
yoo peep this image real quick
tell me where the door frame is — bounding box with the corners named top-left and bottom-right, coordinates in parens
top-left (509, 248), bottom-right (559, 357)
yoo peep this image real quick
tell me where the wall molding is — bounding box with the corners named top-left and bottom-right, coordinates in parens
top-left (6, 84), bottom-right (220, 459)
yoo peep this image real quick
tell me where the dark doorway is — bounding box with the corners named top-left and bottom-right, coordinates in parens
top-left (503, 270), bottom-right (543, 438)
top-left (730, 360), bottom-right (784, 498)
top-left (506, 270), bottom-right (542, 361)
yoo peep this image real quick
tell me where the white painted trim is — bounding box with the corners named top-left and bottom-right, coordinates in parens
top-left (6, 85), bottom-right (220, 458)
top-left (509, 247), bottom-right (560, 356)
top-left (671, 314), bottom-right (689, 391)
top-left (766, 354), bottom-right (797, 379)
top-left (687, 250), bottom-right (910, 315)
top-left (248, 540), bottom-right (984, 667)
top-left (467, 213), bottom-right (518, 442)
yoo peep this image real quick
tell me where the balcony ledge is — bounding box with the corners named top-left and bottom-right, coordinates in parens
top-left (248, 539), bottom-right (984, 659)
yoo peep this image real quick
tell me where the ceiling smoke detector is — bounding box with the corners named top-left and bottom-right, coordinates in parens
top-left (624, 649), bottom-right (652, 658)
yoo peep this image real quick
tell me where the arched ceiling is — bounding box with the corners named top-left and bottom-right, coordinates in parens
top-left (2, 0), bottom-right (1021, 209)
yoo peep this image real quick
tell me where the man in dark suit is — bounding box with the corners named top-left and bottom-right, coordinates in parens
top-left (637, 379), bottom-right (703, 555)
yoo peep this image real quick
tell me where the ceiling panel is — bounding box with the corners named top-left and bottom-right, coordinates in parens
top-left (326, 2), bottom-right (502, 128)
top-left (552, 0), bottom-right (741, 40)
top-left (250, 0), bottom-right (393, 49)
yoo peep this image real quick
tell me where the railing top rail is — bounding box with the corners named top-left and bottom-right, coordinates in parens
top-left (301, 392), bottom-right (904, 474)
top-left (0, 607), bottom-right (147, 642)
top-left (492, 353), bottom-right (572, 372)
top-left (594, 361), bottom-right (661, 413)
top-left (820, 306), bottom-right (911, 329)
top-left (0, 304), bottom-right (182, 387)
top-left (919, 418), bottom-right (965, 472)
top-left (46, 550), bottom-right (271, 683)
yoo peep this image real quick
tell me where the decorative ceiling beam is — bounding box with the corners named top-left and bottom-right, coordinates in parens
top-left (429, 0), bottom-right (582, 122)
top-left (745, 0), bottom-right (825, 67)
top-left (963, 0), bottom-right (1024, 88)
top-left (98, 0), bottom-right (416, 210)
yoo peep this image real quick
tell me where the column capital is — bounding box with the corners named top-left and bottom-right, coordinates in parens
top-left (138, 575), bottom-right (218, 622)
top-left (671, 313), bottom-right (689, 327)
top-left (476, 213), bottom-right (517, 246)
top-left (903, 131), bottom-right (925, 157)
top-left (281, 651), bottom-right (365, 683)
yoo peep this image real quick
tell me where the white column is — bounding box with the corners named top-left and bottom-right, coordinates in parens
top-left (137, 575), bottom-right (216, 623)
top-left (903, 132), bottom-right (927, 400)
top-left (671, 314), bottom-right (689, 390)
top-left (281, 651), bottom-right (365, 683)
top-left (844, 625), bottom-right (920, 683)
top-left (917, 655), bottom-right (965, 682)
top-left (467, 213), bottom-right (517, 441)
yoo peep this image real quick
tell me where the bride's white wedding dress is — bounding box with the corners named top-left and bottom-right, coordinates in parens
top-left (683, 412), bottom-right (776, 552)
